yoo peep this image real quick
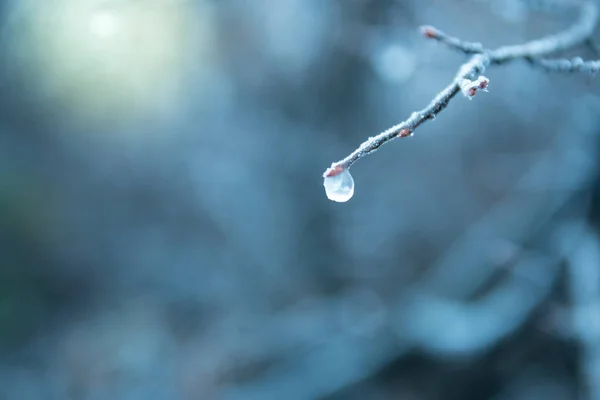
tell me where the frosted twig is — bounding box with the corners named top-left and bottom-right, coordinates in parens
top-left (323, 1), bottom-right (598, 180)
top-left (528, 56), bottom-right (600, 72)
top-left (420, 25), bottom-right (485, 55)
top-left (423, 16), bottom-right (600, 74)
top-left (424, 14), bottom-right (600, 74)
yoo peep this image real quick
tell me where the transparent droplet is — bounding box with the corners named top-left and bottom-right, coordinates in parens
top-left (323, 168), bottom-right (354, 202)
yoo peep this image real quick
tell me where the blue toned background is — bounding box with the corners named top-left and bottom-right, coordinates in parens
top-left (0, 0), bottom-right (599, 399)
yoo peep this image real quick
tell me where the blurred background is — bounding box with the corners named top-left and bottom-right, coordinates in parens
top-left (0, 0), bottom-right (599, 399)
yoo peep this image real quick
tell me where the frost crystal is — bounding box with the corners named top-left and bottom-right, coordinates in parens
top-left (323, 168), bottom-right (354, 202)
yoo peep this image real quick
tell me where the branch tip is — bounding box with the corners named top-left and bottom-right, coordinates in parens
top-left (324, 165), bottom-right (344, 178)
top-left (421, 25), bottom-right (439, 39)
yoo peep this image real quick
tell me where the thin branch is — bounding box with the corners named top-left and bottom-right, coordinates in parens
top-left (420, 25), bottom-right (485, 55)
top-left (489, 1), bottom-right (597, 61)
top-left (528, 56), bottom-right (600, 72)
top-left (426, 21), bottom-right (600, 74)
top-left (424, 16), bottom-right (600, 74)
top-left (323, 1), bottom-right (598, 179)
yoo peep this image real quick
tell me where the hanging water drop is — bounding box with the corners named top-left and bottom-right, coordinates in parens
top-left (323, 167), bottom-right (355, 202)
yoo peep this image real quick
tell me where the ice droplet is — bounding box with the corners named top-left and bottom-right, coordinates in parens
top-left (324, 168), bottom-right (354, 202)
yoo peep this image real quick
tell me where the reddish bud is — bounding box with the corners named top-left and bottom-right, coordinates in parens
top-left (398, 128), bottom-right (413, 138)
top-left (421, 25), bottom-right (438, 39)
top-left (325, 165), bottom-right (344, 177)
top-left (468, 87), bottom-right (477, 96)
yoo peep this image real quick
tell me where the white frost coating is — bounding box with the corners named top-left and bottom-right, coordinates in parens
top-left (324, 169), bottom-right (354, 202)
